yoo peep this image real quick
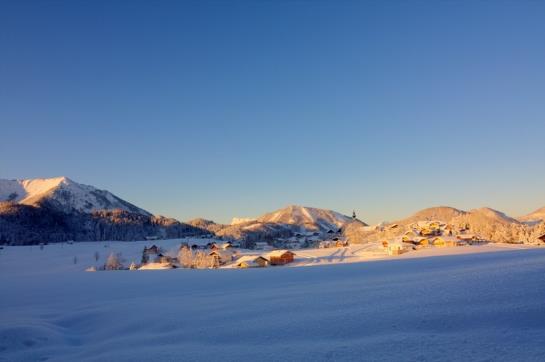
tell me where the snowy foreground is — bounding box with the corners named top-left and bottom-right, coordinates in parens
top-left (1, 242), bottom-right (545, 361)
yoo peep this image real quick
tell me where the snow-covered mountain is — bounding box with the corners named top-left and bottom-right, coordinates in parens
top-left (395, 206), bottom-right (467, 225)
top-left (256, 205), bottom-right (358, 231)
top-left (0, 177), bottom-right (150, 215)
top-left (0, 177), bottom-right (207, 244)
top-left (518, 206), bottom-right (545, 225)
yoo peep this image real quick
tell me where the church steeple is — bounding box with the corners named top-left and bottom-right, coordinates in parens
top-left (352, 210), bottom-right (357, 220)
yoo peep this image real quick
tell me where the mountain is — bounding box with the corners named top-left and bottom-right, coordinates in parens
top-left (0, 177), bottom-right (202, 245)
top-left (256, 205), bottom-right (360, 231)
top-left (394, 206), bottom-right (467, 225)
top-left (0, 177), bottom-right (150, 215)
top-left (518, 206), bottom-right (545, 225)
top-left (462, 207), bottom-right (519, 225)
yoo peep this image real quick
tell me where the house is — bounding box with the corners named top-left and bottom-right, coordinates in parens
top-left (209, 250), bottom-right (233, 266)
top-left (254, 256), bottom-right (270, 267)
top-left (208, 250), bottom-right (222, 267)
top-left (262, 250), bottom-right (296, 265)
top-left (208, 242), bottom-right (219, 250)
top-left (432, 237), bottom-right (446, 247)
top-left (387, 243), bottom-right (404, 256)
top-left (156, 253), bottom-right (172, 263)
top-left (144, 245), bottom-right (160, 255)
top-left (430, 236), bottom-right (461, 247)
top-left (234, 255), bottom-right (257, 268)
top-left (402, 231), bottom-right (418, 243)
top-left (220, 242), bottom-right (233, 250)
top-left (415, 237), bottom-right (429, 247)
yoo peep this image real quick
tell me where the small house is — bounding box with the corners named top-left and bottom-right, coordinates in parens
top-left (263, 250), bottom-right (296, 265)
top-left (254, 256), bottom-right (270, 267)
top-left (387, 243), bottom-right (404, 256)
top-left (220, 242), bottom-right (233, 250)
top-left (234, 255), bottom-right (257, 269)
top-left (415, 238), bottom-right (429, 247)
top-left (432, 237), bottom-right (446, 247)
top-left (208, 242), bottom-right (219, 250)
top-left (144, 245), bottom-right (160, 255)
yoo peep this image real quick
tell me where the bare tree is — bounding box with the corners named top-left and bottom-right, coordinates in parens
top-left (178, 247), bottom-right (193, 268)
top-left (105, 252), bottom-right (122, 270)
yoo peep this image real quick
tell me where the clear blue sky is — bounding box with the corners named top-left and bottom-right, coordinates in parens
top-left (1, 1), bottom-right (544, 224)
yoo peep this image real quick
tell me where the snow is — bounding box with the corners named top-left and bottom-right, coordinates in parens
top-left (230, 217), bottom-right (256, 225)
top-left (1, 241), bottom-right (545, 361)
top-left (0, 177), bottom-right (68, 202)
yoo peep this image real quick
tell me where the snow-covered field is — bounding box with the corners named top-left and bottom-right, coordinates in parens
top-left (1, 241), bottom-right (545, 361)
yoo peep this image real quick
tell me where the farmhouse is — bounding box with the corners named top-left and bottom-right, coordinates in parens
top-left (262, 250), bottom-right (296, 265)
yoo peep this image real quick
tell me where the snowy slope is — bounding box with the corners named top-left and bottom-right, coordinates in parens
top-left (0, 177), bottom-right (150, 215)
top-left (0, 243), bottom-right (544, 361)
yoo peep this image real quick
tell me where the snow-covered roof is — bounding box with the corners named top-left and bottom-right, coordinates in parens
top-left (262, 250), bottom-right (295, 260)
top-left (235, 255), bottom-right (258, 265)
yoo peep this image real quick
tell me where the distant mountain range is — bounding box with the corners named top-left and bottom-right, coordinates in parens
top-left (188, 205), bottom-right (366, 247)
top-left (0, 177), bottom-right (543, 245)
top-left (345, 206), bottom-right (545, 244)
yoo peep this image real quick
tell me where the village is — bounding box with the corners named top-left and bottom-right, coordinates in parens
top-left (84, 218), bottom-right (538, 272)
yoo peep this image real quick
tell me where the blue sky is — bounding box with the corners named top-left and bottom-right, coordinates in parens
top-left (1, 1), bottom-right (544, 224)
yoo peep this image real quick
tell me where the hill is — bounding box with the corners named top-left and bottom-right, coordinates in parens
top-left (518, 206), bottom-right (545, 225)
